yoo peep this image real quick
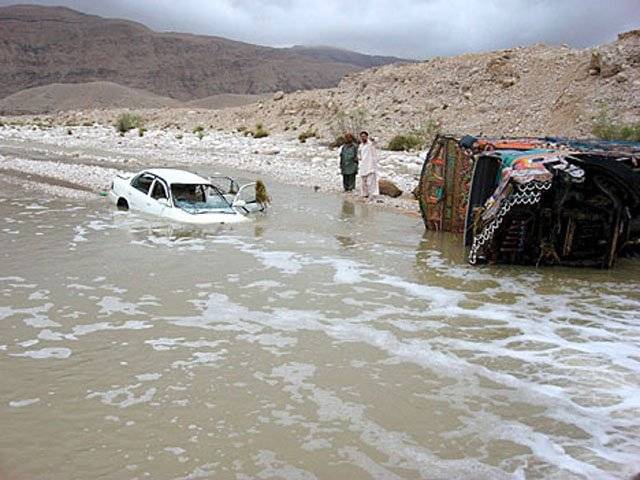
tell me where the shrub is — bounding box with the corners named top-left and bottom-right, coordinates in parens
top-left (298, 129), bottom-right (317, 143)
top-left (592, 108), bottom-right (640, 141)
top-left (387, 119), bottom-right (440, 151)
top-left (82, 121), bottom-right (94, 127)
top-left (330, 108), bottom-right (368, 139)
top-left (175, 133), bottom-right (183, 140)
top-left (252, 123), bottom-right (269, 139)
top-left (388, 134), bottom-right (422, 151)
top-left (138, 127), bottom-right (146, 137)
top-left (193, 126), bottom-right (205, 140)
top-left (116, 113), bottom-right (144, 134)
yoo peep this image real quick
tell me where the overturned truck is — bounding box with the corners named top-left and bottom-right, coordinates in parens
top-left (418, 135), bottom-right (640, 267)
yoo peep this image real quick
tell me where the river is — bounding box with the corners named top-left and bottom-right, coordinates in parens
top-left (1, 167), bottom-right (639, 480)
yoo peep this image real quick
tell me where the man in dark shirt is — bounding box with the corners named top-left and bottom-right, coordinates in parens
top-left (339, 132), bottom-right (359, 192)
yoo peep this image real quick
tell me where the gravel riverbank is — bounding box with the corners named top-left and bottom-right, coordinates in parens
top-left (0, 124), bottom-right (422, 214)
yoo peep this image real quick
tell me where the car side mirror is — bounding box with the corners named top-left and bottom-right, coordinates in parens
top-left (158, 198), bottom-right (171, 207)
top-left (233, 199), bottom-right (246, 208)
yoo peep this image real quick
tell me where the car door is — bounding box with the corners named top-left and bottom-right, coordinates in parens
top-left (147, 178), bottom-right (171, 216)
top-left (129, 173), bottom-right (155, 211)
top-left (232, 182), bottom-right (265, 214)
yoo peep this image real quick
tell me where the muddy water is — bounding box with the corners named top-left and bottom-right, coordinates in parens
top-left (1, 174), bottom-right (639, 480)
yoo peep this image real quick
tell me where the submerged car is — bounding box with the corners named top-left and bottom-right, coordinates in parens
top-left (109, 168), bottom-right (265, 224)
top-left (418, 135), bottom-right (640, 267)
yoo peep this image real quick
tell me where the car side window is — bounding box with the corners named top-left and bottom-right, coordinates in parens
top-left (131, 173), bottom-right (154, 194)
top-left (150, 180), bottom-right (168, 200)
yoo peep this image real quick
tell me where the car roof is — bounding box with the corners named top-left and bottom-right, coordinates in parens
top-left (144, 168), bottom-right (211, 185)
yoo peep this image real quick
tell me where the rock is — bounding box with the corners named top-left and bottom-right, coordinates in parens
top-left (501, 77), bottom-right (517, 88)
top-left (590, 51), bottom-right (622, 78)
top-left (273, 91), bottom-right (285, 101)
top-left (615, 72), bottom-right (628, 83)
top-left (379, 178), bottom-right (402, 198)
top-left (463, 92), bottom-right (472, 100)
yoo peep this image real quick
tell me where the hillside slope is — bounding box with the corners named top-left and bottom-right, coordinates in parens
top-left (187, 30), bottom-right (639, 140)
top-left (0, 5), bottom-right (407, 101)
top-left (0, 81), bottom-right (181, 114)
top-left (5, 30), bottom-right (638, 143)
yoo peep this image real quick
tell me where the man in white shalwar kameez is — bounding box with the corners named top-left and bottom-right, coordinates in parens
top-left (357, 131), bottom-right (379, 198)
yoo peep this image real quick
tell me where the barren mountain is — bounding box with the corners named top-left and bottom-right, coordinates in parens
top-left (287, 45), bottom-right (410, 68)
top-left (5, 26), bottom-right (638, 144)
top-left (0, 5), bottom-right (408, 101)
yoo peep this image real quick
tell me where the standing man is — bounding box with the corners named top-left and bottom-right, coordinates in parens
top-left (358, 131), bottom-right (379, 198)
top-left (339, 133), bottom-right (358, 192)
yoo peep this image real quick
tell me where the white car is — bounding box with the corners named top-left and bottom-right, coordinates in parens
top-left (109, 168), bottom-right (264, 224)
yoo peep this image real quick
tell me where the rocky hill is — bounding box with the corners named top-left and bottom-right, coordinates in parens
top-left (180, 29), bottom-right (637, 141)
top-left (4, 29), bottom-right (638, 144)
top-left (0, 5), bottom-right (408, 101)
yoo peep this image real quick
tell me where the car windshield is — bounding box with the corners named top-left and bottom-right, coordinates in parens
top-left (171, 183), bottom-right (233, 214)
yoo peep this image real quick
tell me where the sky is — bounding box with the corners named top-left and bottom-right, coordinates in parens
top-left (1, 0), bottom-right (639, 59)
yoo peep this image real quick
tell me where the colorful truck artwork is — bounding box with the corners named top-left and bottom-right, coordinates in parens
top-left (418, 135), bottom-right (640, 267)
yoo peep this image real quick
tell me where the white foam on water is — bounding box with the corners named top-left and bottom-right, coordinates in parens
top-left (171, 350), bottom-right (227, 369)
top-left (250, 250), bottom-right (303, 275)
top-left (268, 362), bottom-right (513, 480)
top-left (338, 446), bottom-right (405, 480)
top-left (164, 446), bottom-right (186, 456)
top-left (242, 280), bottom-right (282, 290)
top-left (37, 329), bottom-right (73, 341)
top-left (12, 347), bottom-right (71, 359)
top-left (71, 320), bottom-right (151, 337)
top-left (8, 398), bottom-right (40, 408)
top-left (0, 276), bottom-right (25, 282)
top-left (87, 384), bottom-right (157, 408)
top-left (253, 450), bottom-right (317, 480)
top-left (164, 288), bottom-right (639, 478)
top-left (237, 332), bottom-right (297, 356)
top-left (27, 290), bottom-right (49, 301)
top-left (24, 203), bottom-right (47, 211)
top-left (72, 225), bottom-right (88, 243)
top-left (97, 296), bottom-right (145, 316)
top-left (136, 373), bottom-right (162, 382)
top-left (145, 337), bottom-right (225, 351)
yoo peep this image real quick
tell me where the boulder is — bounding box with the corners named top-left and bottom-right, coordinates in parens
top-left (273, 91), bottom-right (285, 101)
top-left (589, 51), bottom-right (622, 78)
top-left (378, 178), bottom-right (402, 198)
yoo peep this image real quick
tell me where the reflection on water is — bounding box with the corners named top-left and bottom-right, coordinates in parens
top-left (340, 199), bottom-right (356, 218)
top-left (1, 185), bottom-right (640, 480)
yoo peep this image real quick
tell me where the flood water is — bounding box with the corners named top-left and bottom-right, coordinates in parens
top-left (1, 171), bottom-right (639, 480)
